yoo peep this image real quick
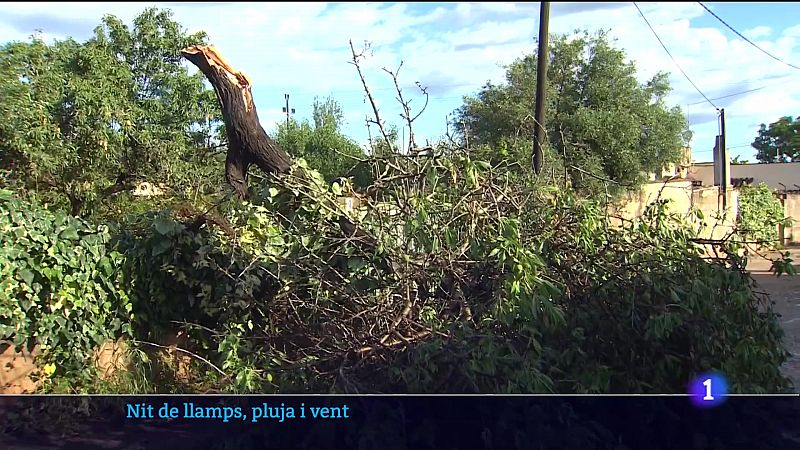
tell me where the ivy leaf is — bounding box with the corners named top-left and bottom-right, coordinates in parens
top-left (60, 226), bottom-right (79, 240)
top-left (151, 239), bottom-right (172, 256)
top-left (154, 216), bottom-right (177, 235)
top-left (18, 269), bottom-right (34, 285)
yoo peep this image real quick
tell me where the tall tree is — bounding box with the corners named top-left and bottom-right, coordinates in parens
top-left (456, 30), bottom-right (691, 194)
top-left (274, 97), bottom-right (372, 189)
top-left (751, 116), bottom-right (800, 163)
top-left (0, 8), bottom-right (223, 217)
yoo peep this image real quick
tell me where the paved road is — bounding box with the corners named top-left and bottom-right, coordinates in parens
top-left (747, 248), bottom-right (800, 391)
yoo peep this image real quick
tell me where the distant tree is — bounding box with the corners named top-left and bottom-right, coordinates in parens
top-left (312, 96), bottom-right (345, 130)
top-left (274, 97), bottom-right (372, 189)
top-left (751, 116), bottom-right (800, 163)
top-left (455, 30), bottom-right (691, 195)
top-left (731, 155), bottom-right (750, 165)
top-left (368, 124), bottom-right (400, 158)
top-left (0, 8), bottom-right (223, 217)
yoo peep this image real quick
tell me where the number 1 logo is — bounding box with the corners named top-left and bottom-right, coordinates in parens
top-left (689, 373), bottom-right (727, 408)
top-left (702, 378), bottom-right (714, 401)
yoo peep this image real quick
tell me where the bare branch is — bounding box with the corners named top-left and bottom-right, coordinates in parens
top-left (135, 339), bottom-right (229, 379)
top-left (349, 40), bottom-right (393, 153)
top-left (383, 61), bottom-right (416, 152)
top-left (409, 81), bottom-right (430, 124)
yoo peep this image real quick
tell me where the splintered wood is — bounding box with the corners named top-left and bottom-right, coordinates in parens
top-left (180, 43), bottom-right (389, 271)
top-left (181, 45), bottom-right (254, 113)
top-left (181, 44), bottom-right (293, 198)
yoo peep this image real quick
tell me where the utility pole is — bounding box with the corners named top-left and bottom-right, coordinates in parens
top-left (532, 1), bottom-right (550, 175)
top-left (720, 108), bottom-right (727, 211)
top-left (282, 94), bottom-right (295, 128)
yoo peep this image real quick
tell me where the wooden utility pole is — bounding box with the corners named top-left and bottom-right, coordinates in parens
top-left (532, 1), bottom-right (550, 175)
top-left (720, 108), bottom-right (727, 211)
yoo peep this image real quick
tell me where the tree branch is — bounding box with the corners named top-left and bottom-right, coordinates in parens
top-left (348, 40), bottom-right (394, 153)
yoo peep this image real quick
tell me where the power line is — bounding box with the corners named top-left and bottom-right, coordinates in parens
top-left (686, 86), bottom-right (764, 106)
top-left (685, 74), bottom-right (797, 107)
top-left (697, 2), bottom-right (800, 72)
top-left (633, 2), bottom-right (718, 110)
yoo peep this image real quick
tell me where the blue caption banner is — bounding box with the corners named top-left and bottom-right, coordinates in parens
top-left (1, 395), bottom-right (799, 449)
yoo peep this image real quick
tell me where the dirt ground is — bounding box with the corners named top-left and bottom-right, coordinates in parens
top-left (747, 247), bottom-right (800, 391)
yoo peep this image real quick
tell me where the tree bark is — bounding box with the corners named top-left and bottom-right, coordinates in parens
top-left (181, 45), bottom-right (393, 272)
top-left (180, 45), bottom-right (293, 199)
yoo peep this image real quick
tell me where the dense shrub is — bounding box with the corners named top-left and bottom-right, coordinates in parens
top-left (738, 182), bottom-right (791, 249)
top-left (115, 154), bottom-right (790, 394)
top-left (0, 190), bottom-right (132, 383)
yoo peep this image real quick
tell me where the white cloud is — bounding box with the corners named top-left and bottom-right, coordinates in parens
top-left (0, 2), bottom-right (798, 162)
top-left (783, 24), bottom-right (800, 37)
top-left (730, 85), bottom-right (800, 117)
top-left (744, 26), bottom-right (772, 39)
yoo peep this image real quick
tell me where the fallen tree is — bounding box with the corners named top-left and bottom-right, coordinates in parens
top-left (111, 43), bottom-right (788, 396)
top-left (180, 46), bottom-right (292, 197)
top-left (180, 45), bottom-right (383, 259)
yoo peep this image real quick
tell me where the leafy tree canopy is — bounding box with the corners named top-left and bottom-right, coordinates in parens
top-left (752, 115), bottom-right (800, 163)
top-left (274, 97), bottom-right (372, 189)
top-left (0, 8), bottom-right (224, 218)
top-left (456, 30), bottom-right (691, 195)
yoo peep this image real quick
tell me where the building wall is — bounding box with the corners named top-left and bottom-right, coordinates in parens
top-left (692, 187), bottom-right (738, 242)
top-left (687, 163), bottom-right (714, 186)
top-left (610, 181), bottom-right (738, 251)
top-left (612, 180), bottom-right (694, 219)
top-left (650, 147), bottom-right (692, 181)
top-left (784, 193), bottom-right (800, 245)
top-left (689, 161), bottom-right (800, 190)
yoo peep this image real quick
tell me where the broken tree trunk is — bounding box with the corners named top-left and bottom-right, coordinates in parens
top-left (181, 45), bottom-right (292, 199)
top-left (181, 45), bottom-right (391, 271)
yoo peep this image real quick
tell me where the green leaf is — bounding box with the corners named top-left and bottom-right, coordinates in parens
top-left (151, 239), bottom-right (172, 256)
top-left (475, 160), bottom-right (492, 170)
top-left (60, 226), bottom-right (79, 240)
top-left (18, 269), bottom-right (34, 285)
top-left (347, 257), bottom-right (368, 271)
top-left (154, 216), bottom-right (177, 235)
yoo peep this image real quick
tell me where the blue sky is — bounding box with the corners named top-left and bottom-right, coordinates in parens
top-left (1, 2), bottom-right (799, 163)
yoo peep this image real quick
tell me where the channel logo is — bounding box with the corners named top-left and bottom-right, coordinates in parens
top-left (688, 372), bottom-right (729, 408)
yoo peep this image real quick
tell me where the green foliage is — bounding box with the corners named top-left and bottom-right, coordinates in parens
top-left (536, 198), bottom-right (788, 393)
top-left (376, 188), bottom-right (788, 393)
top-left (731, 155), bottom-right (749, 164)
top-left (456, 30), bottom-right (690, 196)
top-left (737, 183), bottom-right (790, 249)
top-left (0, 12), bottom-right (788, 397)
top-left (113, 205), bottom-right (277, 392)
top-left (368, 124), bottom-right (401, 157)
top-left (115, 150), bottom-right (788, 394)
top-left (274, 97), bottom-right (372, 189)
top-left (752, 115), bottom-right (800, 163)
top-left (0, 190), bottom-right (132, 384)
top-left (0, 8), bottom-right (223, 218)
